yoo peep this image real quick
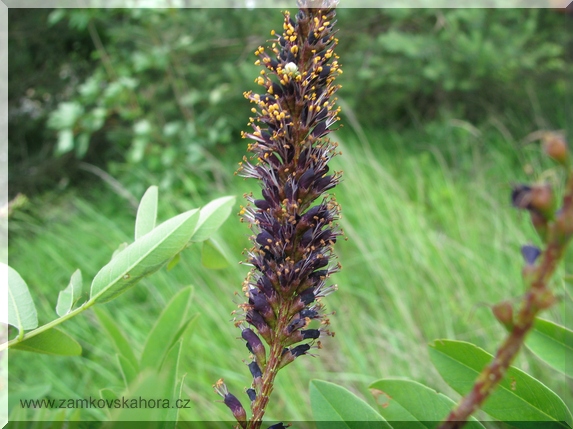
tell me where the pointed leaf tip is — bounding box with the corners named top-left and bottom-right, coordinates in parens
top-left (3, 263), bottom-right (38, 332)
top-left (135, 186), bottom-right (159, 240)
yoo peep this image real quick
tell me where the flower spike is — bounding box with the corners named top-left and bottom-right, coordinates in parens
top-left (217, 3), bottom-right (342, 428)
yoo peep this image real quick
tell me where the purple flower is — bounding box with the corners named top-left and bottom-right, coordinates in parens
top-left (218, 2), bottom-right (342, 424)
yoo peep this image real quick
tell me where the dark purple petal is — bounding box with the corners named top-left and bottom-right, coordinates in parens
top-left (521, 245), bottom-right (542, 265)
top-left (248, 361), bottom-right (263, 379)
top-left (512, 184), bottom-right (532, 210)
top-left (256, 231), bottom-right (274, 246)
top-left (299, 167), bottom-right (316, 189)
top-left (312, 121), bottom-right (328, 138)
top-left (299, 309), bottom-right (319, 319)
top-left (291, 343), bottom-right (311, 357)
top-left (302, 329), bottom-right (320, 339)
top-left (287, 318), bottom-right (306, 333)
top-left (246, 388), bottom-right (257, 402)
top-left (299, 288), bottom-right (315, 305)
top-left (223, 393), bottom-right (246, 424)
top-left (254, 199), bottom-right (271, 210)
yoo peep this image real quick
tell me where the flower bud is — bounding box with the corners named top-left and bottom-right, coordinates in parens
top-left (543, 133), bottom-right (569, 165)
top-left (248, 361), bottom-right (263, 379)
top-left (242, 328), bottom-right (267, 366)
top-left (492, 301), bottom-right (514, 330)
top-left (246, 388), bottom-right (257, 402)
top-left (511, 184), bottom-right (554, 219)
top-left (530, 184), bottom-right (554, 218)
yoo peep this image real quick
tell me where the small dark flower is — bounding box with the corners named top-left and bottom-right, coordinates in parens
top-left (246, 388), bottom-right (257, 402)
top-left (242, 328), bottom-right (267, 366)
top-left (512, 185), bottom-right (533, 210)
top-left (249, 361), bottom-right (263, 379)
top-left (521, 245), bottom-right (542, 265)
top-left (268, 423), bottom-right (290, 429)
top-left (278, 344), bottom-right (312, 369)
top-left (512, 183), bottom-right (554, 218)
top-left (213, 379), bottom-right (247, 428)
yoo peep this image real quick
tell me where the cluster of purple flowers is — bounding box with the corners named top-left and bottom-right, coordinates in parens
top-left (215, 2), bottom-right (342, 427)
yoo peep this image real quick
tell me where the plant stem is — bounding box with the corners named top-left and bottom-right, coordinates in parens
top-left (248, 305), bottom-right (291, 429)
top-left (0, 299), bottom-right (95, 352)
top-left (439, 168), bottom-right (573, 429)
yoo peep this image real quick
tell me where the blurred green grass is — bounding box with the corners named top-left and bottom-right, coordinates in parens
top-left (7, 125), bottom-right (573, 423)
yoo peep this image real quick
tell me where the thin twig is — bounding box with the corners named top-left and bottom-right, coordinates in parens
top-left (439, 139), bottom-right (572, 429)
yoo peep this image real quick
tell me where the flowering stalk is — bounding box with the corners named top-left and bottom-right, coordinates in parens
top-left (215, 2), bottom-right (342, 428)
top-left (439, 133), bottom-right (572, 429)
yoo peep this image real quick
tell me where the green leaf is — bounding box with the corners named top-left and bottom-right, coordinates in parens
top-left (525, 318), bottom-right (573, 378)
top-left (111, 242), bottom-right (128, 259)
top-left (166, 252), bottom-right (181, 271)
top-left (93, 306), bottom-right (139, 371)
top-left (369, 378), bottom-right (485, 429)
top-left (140, 287), bottom-right (194, 370)
top-left (429, 340), bottom-right (573, 428)
top-left (191, 196), bottom-right (235, 242)
top-left (135, 186), bottom-right (158, 240)
top-left (201, 238), bottom-right (229, 269)
top-left (310, 380), bottom-right (391, 429)
top-left (100, 388), bottom-right (118, 402)
top-left (108, 371), bottom-right (170, 423)
top-left (165, 374), bottom-right (187, 425)
top-left (47, 102), bottom-right (84, 129)
top-left (8, 384), bottom-right (51, 412)
top-left (90, 209), bottom-right (199, 303)
top-left (3, 263), bottom-right (38, 332)
top-left (117, 354), bottom-right (137, 387)
top-left (12, 328), bottom-right (82, 356)
top-left (173, 314), bottom-right (199, 351)
top-left (56, 129), bottom-right (74, 155)
top-left (56, 269), bottom-right (83, 317)
top-left (162, 315), bottom-right (197, 426)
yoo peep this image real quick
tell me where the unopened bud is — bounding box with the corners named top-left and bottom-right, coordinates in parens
top-left (248, 361), bottom-right (263, 379)
top-left (242, 328), bottom-right (267, 366)
top-left (512, 184), bottom-right (554, 219)
top-left (543, 133), bottom-right (569, 165)
top-left (534, 288), bottom-right (557, 310)
top-left (530, 184), bottom-right (554, 219)
top-left (246, 388), bottom-right (256, 402)
top-left (492, 301), bottom-right (514, 330)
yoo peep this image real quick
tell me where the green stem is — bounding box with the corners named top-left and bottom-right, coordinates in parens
top-left (0, 299), bottom-right (96, 352)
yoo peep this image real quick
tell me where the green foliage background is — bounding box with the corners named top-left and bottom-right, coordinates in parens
top-left (7, 7), bottom-right (573, 424)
